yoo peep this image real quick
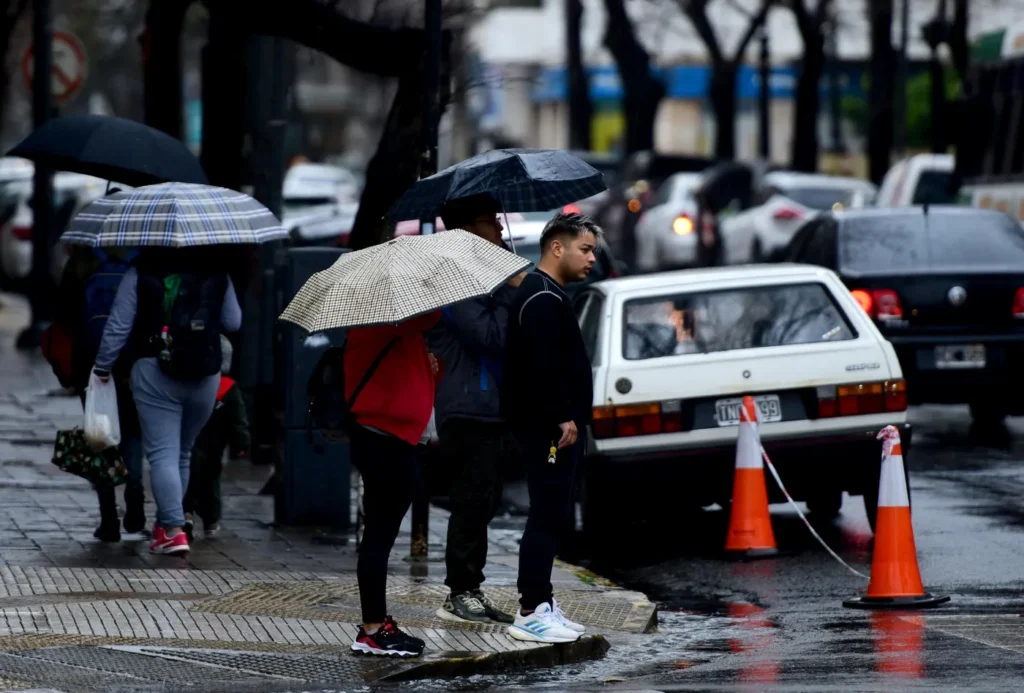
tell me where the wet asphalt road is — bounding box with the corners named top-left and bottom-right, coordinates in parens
top-left (416, 405), bottom-right (1024, 692)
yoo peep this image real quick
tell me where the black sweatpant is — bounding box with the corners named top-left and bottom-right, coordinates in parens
top-left (440, 419), bottom-right (517, 595)
top-left (515, 428), bottom-right (582, 611)
top-left (350, 426), bottom-right (419, 624)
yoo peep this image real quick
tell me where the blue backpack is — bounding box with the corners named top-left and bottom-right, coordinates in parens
top-left (81, 248), bottom-right (138, 360)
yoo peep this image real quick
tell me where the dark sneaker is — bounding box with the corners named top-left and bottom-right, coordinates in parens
top-left (93, 521), bottom-right (120, 543)
top-left (436, 591), bottom-right (489, 623)
top-left (351, 617), bottom-right (424, 657)
top-left (183, 515), bottom-right (195, 543)
top-left (473, 589), bottom-right (514, 624)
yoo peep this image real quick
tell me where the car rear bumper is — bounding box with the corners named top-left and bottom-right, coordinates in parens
top-left (586, 422), bottom-right (912, 503)
top-left (888, 337), bottom-right (1024, 405)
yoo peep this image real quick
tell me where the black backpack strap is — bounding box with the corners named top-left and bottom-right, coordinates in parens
top-left (346, 336), bottom-right (399, 410)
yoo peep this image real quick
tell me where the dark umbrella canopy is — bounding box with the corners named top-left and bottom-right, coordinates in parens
top-left (7, 114), bottom-right (207, 187)
top-left (387, 148), bottom-right (606, 221)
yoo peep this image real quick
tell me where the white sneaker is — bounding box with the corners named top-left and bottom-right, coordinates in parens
top-left (507, 602), bottom-right (581, 643)
top-left (552, 598), bottom-right (586, 634)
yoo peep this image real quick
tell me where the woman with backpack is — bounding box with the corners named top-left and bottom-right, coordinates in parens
top-left (92, 247), bottom-right (242, 555)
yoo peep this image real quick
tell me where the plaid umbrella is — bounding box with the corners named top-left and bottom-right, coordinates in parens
top-left (61, 182), bottom-right (287, 248)
top-left (279, 230), bottom-right (530, 332)
top-left (387, 148), bottom-right (606, 222)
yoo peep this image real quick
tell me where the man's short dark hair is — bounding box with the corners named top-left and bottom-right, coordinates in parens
top-left (440, 194), bottom-right (500, 230)
top-left (539, 212), bottom-right (602, 252)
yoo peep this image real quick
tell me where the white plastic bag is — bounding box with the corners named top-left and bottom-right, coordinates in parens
top-left (84, 372), bottom-right (121, 452)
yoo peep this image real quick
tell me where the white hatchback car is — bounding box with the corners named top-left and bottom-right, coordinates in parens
top-left (574, 264), bottom-right (909, 535)
top-left (722, 172), bottom-right (877, 264)
top-left (633, 172), bottom-right (703, 272)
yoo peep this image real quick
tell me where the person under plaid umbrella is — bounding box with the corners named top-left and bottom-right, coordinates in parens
top-left (68, 182), bottom-right (284, 557)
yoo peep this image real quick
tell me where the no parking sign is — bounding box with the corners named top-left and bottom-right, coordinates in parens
top-left (21, 31), bottom-right (88, 105)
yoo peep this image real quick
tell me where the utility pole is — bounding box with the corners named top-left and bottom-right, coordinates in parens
top-left (893, 0), bottom-right (910, 157)
top-left (19, 0), bottom-right (54, 350)
top-left (566, 0), bottom-right (591, 151)
top-left (411, 0), bottom-right (443, 560)
top-left (758, 28), bottom-right (770, 160)
top-left (828, 21), bottom-right (843, 153)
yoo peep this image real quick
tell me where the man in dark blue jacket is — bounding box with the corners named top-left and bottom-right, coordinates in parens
top-left (428, 194), bottom-right (524, 624)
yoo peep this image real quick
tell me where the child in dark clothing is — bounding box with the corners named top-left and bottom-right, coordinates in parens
top-left (183, 337), bottom-right (250, 538)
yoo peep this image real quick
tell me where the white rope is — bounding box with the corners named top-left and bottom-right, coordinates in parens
top-left (760, 446), bottom-right (870, 581)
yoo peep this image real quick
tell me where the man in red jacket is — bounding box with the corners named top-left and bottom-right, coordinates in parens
top-left (344, 311), bottom-right (440, 659)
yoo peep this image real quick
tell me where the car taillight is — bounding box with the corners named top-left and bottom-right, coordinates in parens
top-left (672, 215), bottom-right (694, 236)
top-left (850, 288), bottom-right (903, 321)
top-left (591, 400), bottom-right (685, 439)
top-left (11, 226), bottom-right (31, 241)
top-left (773, 207), bottom-right (805, 221)
top-left (563, 203), bottom-right (581, 214)
top-left (816, 380), bottom-right (906, 418)
top-left (1014, 288), bottom-right (1024, 318)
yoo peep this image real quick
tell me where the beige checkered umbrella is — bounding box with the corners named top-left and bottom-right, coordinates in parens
top-left (279, 230), bottom-right (531, 332)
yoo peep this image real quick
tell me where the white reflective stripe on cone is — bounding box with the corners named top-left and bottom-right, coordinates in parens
top-left (877, 443), bottom-right (910, 508)
top-left (735, 421), bottom-right (763, 470)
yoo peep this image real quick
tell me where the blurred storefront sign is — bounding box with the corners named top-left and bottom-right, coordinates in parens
top-left (532, 63), bottom-right (868, 103)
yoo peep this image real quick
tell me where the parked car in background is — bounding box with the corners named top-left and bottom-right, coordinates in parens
top-left (876, 154), bottom-right (957, 208)
top-left (633, 172), bottom-right (703, 272)
top-left (722, 171), bottom-right (877, 264)
top-left (575, 264), bottom-right (908, 535)
top-left (592, 151), bottom-right (713, 269)
top-left (783, 206), bottom-right (1024, 427)
top-left (0, 170), bottom-right (107, 290)
top-left (281, 163), bottom-right (360, 246)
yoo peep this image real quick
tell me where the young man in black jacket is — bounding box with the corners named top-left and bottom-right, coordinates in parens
top-left (501, 212), bottom-right (599, 643)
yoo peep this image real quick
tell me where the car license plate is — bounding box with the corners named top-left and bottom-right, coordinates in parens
top-left (934, 344), bottom-right (986, 369)
top-left (715, 395), bottom-right (782, 427)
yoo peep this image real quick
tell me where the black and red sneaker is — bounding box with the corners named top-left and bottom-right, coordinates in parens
top-left (351, 617), bottom-right (424, 658)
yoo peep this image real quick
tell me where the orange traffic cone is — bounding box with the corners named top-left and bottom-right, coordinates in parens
top-left (844, 426), bottom-right (949, 609)
top-left (725, 396), bottom-right (778, 559)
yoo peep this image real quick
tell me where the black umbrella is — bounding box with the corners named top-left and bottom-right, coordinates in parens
top-left (7, 114), bottom-right (207, 187)
top-left (387, 148), bottom-right (606, 221)
top-left (694, 161), bottom-right (755, 213)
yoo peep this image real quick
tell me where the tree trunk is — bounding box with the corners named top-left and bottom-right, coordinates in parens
top-left (0, 1), bottom-right (30, 132)
top-left (566, 0), bottom-right (591, 151)
top-left (791, 37), bottom-right (824, 171)
top-left (949, 0), bottom-right (968, 80)
top-left (142, 0), bottom-right (192, 139)
top-left (348, 71), bottom-right (425, 250)
top-left (603, 0), bottom-right (664, 155)
top-left (869, 0), bottom-right (895, 184)
top-left (200, 7), bottom-right (246, 190)
top-left (709, 61), bottom-right (738, 160)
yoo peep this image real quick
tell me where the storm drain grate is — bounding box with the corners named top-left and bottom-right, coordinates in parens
top-left (12, 646), bottom-right (263, 684)
top-left (135, 647), bottom-right (371, 682)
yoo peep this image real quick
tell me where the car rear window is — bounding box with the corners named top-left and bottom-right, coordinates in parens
top-left (839, 211), bottom-right (1024, 273)
top-left (784, 186), bottom-right (866, 211)
top-left (622, 283), bottom-right (856, 360)
top-left (911, 170), bottom-right (956, 205)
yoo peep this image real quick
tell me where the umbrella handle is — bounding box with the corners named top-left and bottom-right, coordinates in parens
top-left (499, 195), bottom-right (516, 253)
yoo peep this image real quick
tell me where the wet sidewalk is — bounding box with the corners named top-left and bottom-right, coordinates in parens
top-left (0, 294), bottom-right (656, 692)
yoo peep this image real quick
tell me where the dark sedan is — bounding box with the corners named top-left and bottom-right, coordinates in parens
top-left (784, 206), bottom-right (1024, 426)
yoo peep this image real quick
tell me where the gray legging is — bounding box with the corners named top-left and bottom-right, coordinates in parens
top-left (130, 357), bottom-right (219, 529)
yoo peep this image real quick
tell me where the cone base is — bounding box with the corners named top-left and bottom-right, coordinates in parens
top-left (843, 593), bottom-right (951, 610)
top-left (724, 547), bottom-right (781, 561)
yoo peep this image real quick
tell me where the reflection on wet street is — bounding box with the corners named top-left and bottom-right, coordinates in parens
top-left (410, 404), bottom-right (1024, 691)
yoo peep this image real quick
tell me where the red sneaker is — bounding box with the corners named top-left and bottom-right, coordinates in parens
top-left (150, 525), bottom-right (189, 555)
